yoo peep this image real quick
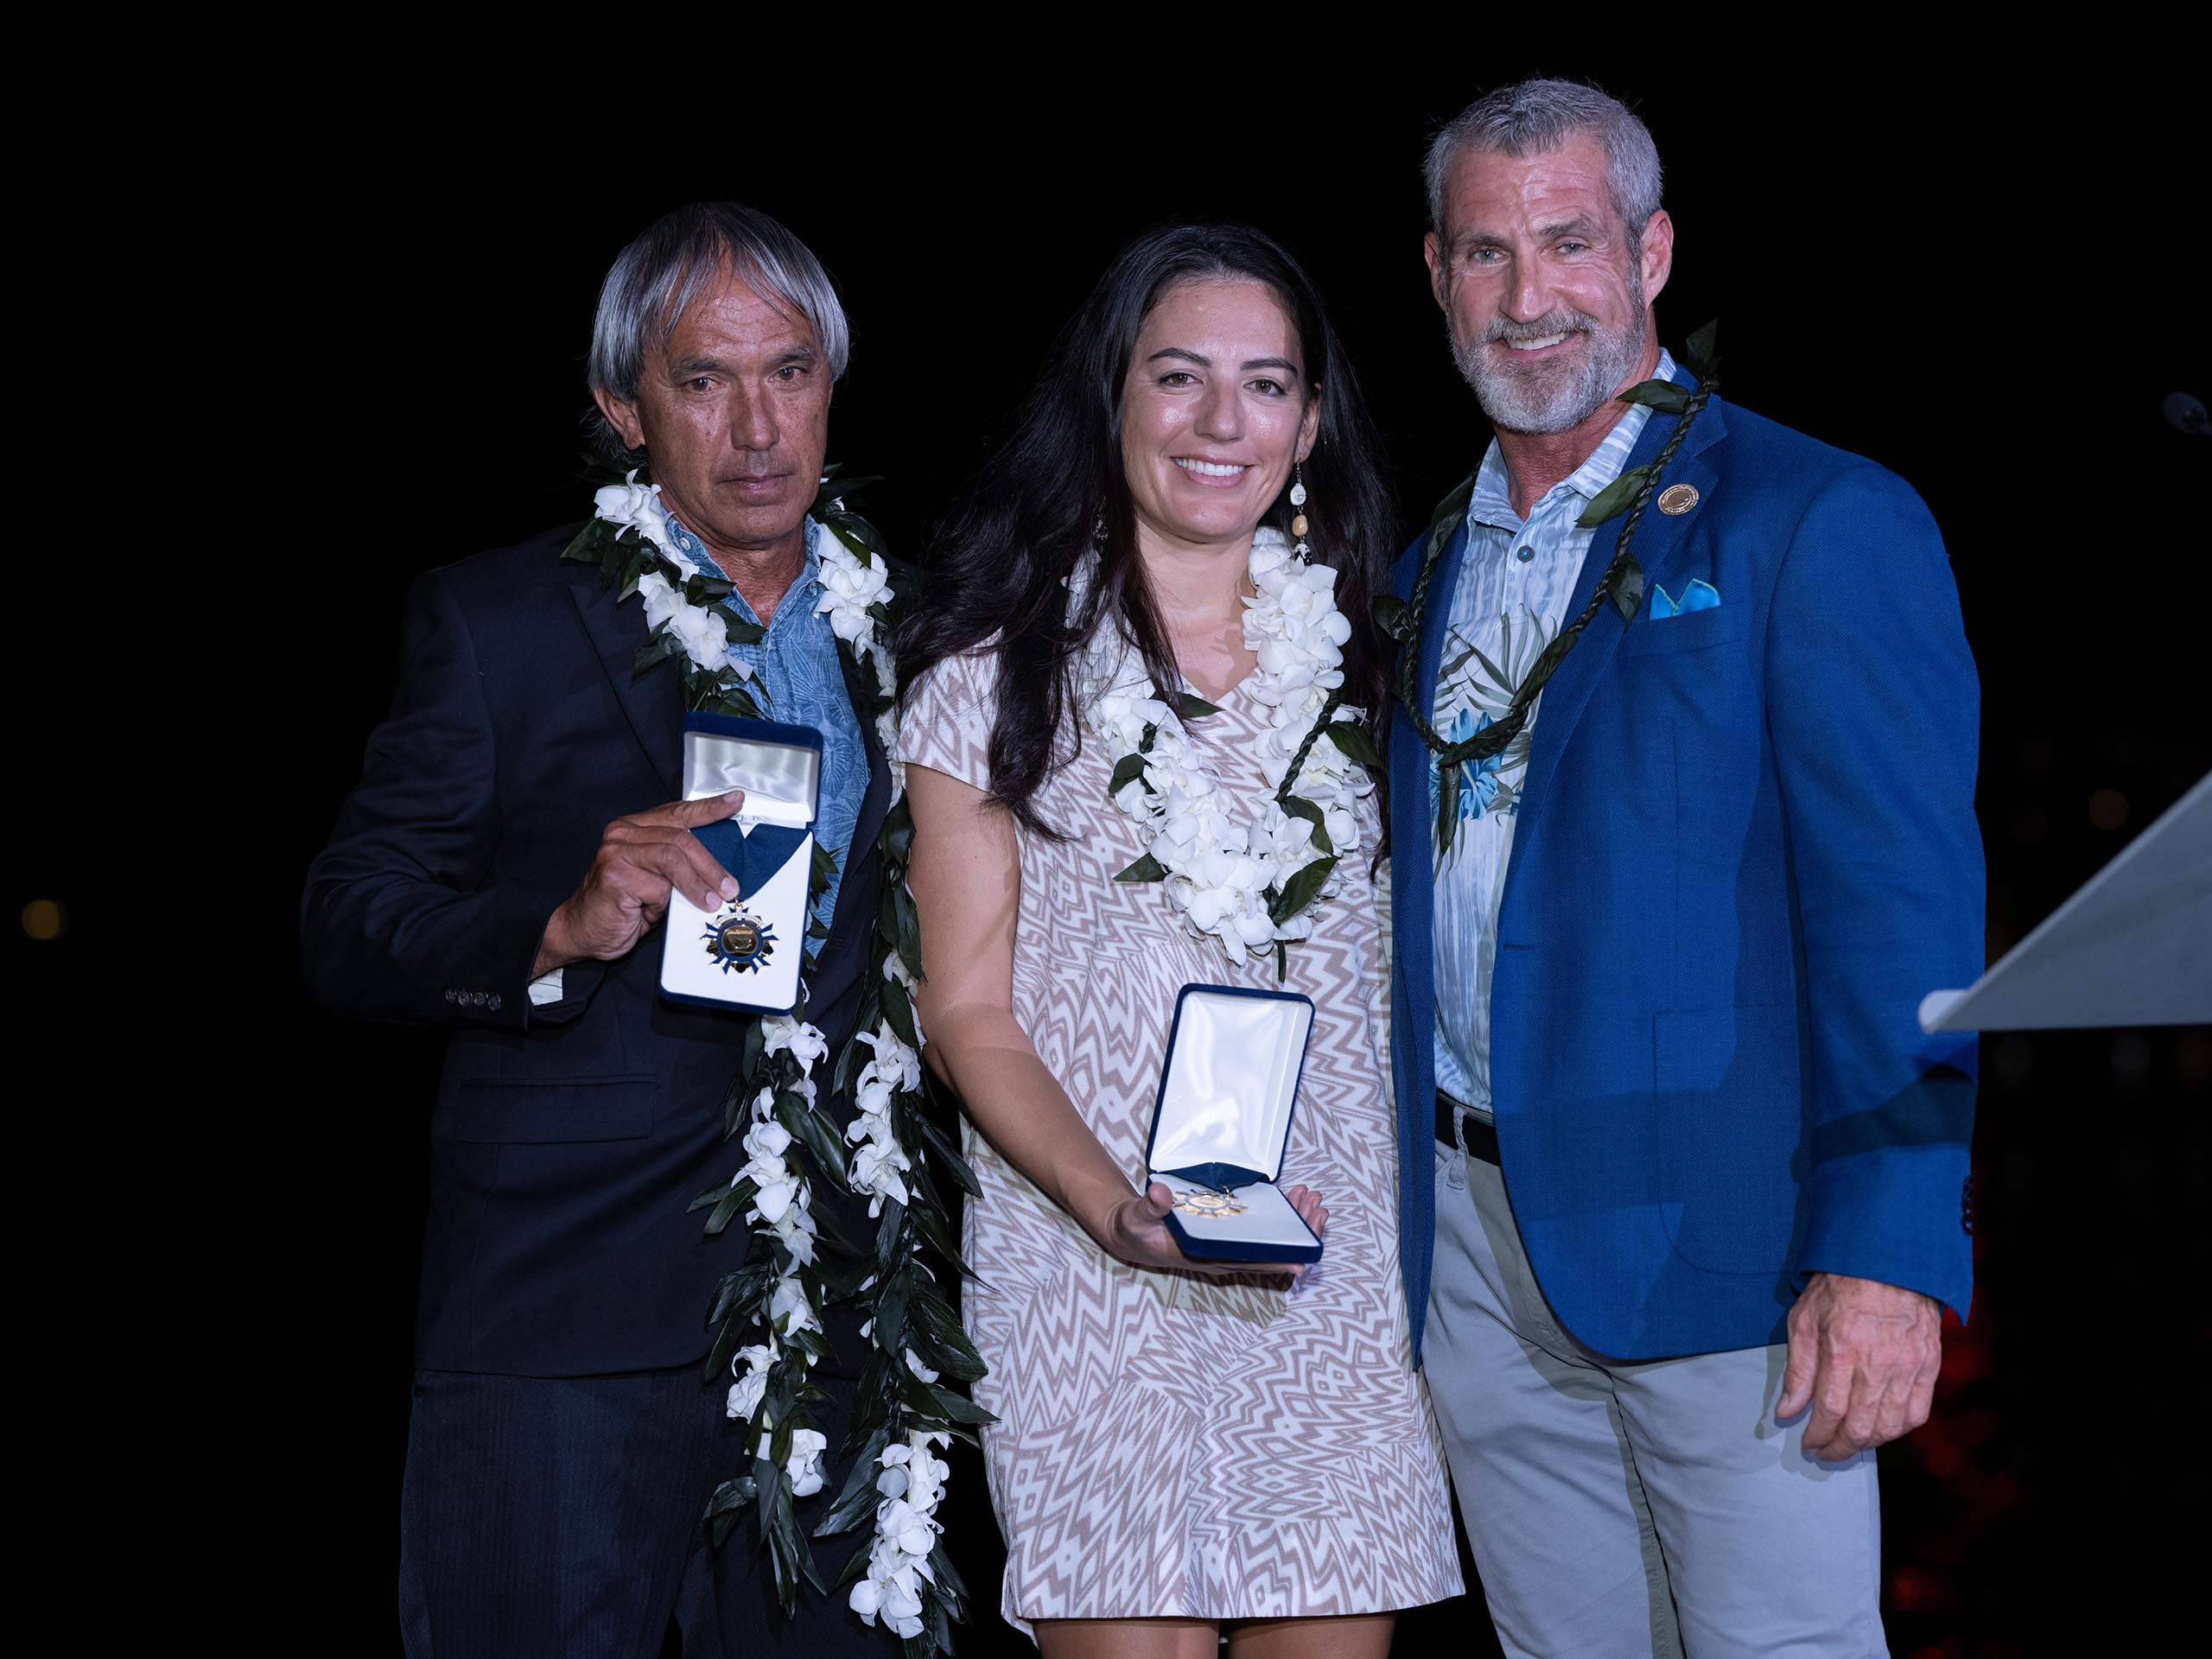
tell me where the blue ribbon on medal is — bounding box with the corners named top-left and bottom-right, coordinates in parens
top-left (695, 822), bottom-right (808, 975)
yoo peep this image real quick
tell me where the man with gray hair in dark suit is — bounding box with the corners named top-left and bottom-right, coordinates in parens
top-left (304, 203), bottom-right (895, 1656)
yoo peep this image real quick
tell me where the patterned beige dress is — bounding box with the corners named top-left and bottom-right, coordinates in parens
top-left (900, 648), bottom-right (1462, 1636)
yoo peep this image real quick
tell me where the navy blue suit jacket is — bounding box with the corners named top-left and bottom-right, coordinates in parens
top-left (1389, 369), bottom-right (1983, 1363)
top-left (303, 527), bottom-right (891, 1377)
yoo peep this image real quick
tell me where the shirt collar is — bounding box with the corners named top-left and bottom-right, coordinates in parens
top-left (658, 507), bottom-right (823, 624)
top-left (1466, 347), bottom-right (1678, 532)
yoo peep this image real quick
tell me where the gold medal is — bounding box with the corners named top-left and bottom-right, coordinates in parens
top-left (702, 906), bottom-right (777, 974)
top-left (1173, 1187), bottom-right (1247, 1219)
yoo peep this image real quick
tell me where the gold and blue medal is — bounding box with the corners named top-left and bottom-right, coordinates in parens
top-left (1171, 1183), bottom-right (1247, 1219)
top-left (702, 902), bottom-right (778, 975)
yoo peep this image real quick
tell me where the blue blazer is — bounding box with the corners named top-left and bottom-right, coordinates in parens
top-left (302, 528), bottom-right (893, 1377)
top-left (1389, 366), bottom-right (1982, 1363)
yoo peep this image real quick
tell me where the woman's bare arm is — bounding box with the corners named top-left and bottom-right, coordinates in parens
top-left (904, 762), bottom-right (1324, 1275)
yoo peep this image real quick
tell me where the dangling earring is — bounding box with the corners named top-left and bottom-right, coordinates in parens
top-left (1290, 463), bottom-right (1312, 560)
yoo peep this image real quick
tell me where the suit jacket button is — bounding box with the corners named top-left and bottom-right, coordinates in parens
top-left (443, 988), bottom-right (458, 1003)
top-left (1961, 1173), bottom-right (1975, 1236)
top-left (487, 993), bottom-right (503, 1011)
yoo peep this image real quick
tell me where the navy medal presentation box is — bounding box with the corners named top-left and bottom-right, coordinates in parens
top-left (660, 713), bottom-right (822, 1016)
top-left (1145, 983), bottom-right (1322, 1265)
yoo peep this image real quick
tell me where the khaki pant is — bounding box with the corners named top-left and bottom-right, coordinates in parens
top-left (1423, 1141), bottom-right (1885, 1658)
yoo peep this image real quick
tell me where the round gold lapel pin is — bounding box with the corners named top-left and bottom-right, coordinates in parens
top-left (1657, 484), bottom-right (1700, 516)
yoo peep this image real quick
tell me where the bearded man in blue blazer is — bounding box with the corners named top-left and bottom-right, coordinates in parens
top-left (1390, 81), bottom-right (1981, 1656)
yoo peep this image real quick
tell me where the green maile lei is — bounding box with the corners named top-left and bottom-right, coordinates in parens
top-left (1376, 323), bottom-right (1721, 855)
top-left (562, 467), bottom-right (992, 1653)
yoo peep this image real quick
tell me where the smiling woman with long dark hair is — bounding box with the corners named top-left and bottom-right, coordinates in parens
top-left (893, 222), bottom-right (1461, 1657)
top-left (898, 224), bottom-right (1396, 832)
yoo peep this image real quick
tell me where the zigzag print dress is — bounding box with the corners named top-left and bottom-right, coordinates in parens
top-left (901, 649), bottom-right (1462, 1635)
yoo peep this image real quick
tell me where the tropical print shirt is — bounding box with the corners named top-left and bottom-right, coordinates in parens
top-left (1431, 350), bottom-right (1675, 1122)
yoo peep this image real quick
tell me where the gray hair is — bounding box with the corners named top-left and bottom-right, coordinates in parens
top-left (1424, 79), bottom-right (1663, 245)
top-left (587, 202), bottom-right (849, 455)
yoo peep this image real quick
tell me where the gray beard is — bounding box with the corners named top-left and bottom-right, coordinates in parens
top-left (1452, 301), bottom-right (1649, 435)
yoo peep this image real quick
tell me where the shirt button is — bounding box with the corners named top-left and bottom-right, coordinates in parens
top-left (1515, 545), bottom-right (1535, 563)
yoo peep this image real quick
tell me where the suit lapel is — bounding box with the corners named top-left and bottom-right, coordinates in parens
top-left (825, 645), bottom-right (892, 959)
top-left (1509, 378), bottom-right (1729, 846)
top-left (570, 579), bottom-right (683, 796)
top-left (1389, 512), bottom-right (1472, 1135)
top-left (1416, 519), bottom-right (1475, 731)
top-left (821, 561), bottom-right (919, 982)
top-left (1392, 516), bottom-right (1471, 887)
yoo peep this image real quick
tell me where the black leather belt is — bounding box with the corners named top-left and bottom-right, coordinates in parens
top-left (1436, 1092), bottom-right (1500, 1165)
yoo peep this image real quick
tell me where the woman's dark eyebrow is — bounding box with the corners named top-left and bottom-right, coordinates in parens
top-left (1146, 347), bottom-right (1300, 373)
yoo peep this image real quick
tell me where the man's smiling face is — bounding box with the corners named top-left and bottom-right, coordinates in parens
top-left (1424, 131), bottom-right (1671, 435)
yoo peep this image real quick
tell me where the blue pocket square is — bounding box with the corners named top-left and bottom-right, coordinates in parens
top-left (1648, 579), bottom-right (1721, 619)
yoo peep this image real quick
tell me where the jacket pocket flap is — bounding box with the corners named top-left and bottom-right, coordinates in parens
top-left (1619, 601), bottom-right (1749, 658)
top-left (454, 1077), bottom-right (655, 1143)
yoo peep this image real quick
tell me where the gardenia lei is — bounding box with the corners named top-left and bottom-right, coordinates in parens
top-left (1081, 527), bottom-right (1375, 969)
top-left (566, 474), bottom-right (988, 1650)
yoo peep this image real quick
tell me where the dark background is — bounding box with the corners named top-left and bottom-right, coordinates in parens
top-left (23, 57), bottom-right (2204, 1656)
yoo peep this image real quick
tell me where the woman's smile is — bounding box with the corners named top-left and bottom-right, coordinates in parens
top-left (1172, 456), bottom-right (1253, 486)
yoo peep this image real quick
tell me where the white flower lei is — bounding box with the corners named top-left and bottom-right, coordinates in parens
top-left (1082, 527), bottom-right (1375, 968)
top-left (574, 475), bottom-right (976, 1646)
